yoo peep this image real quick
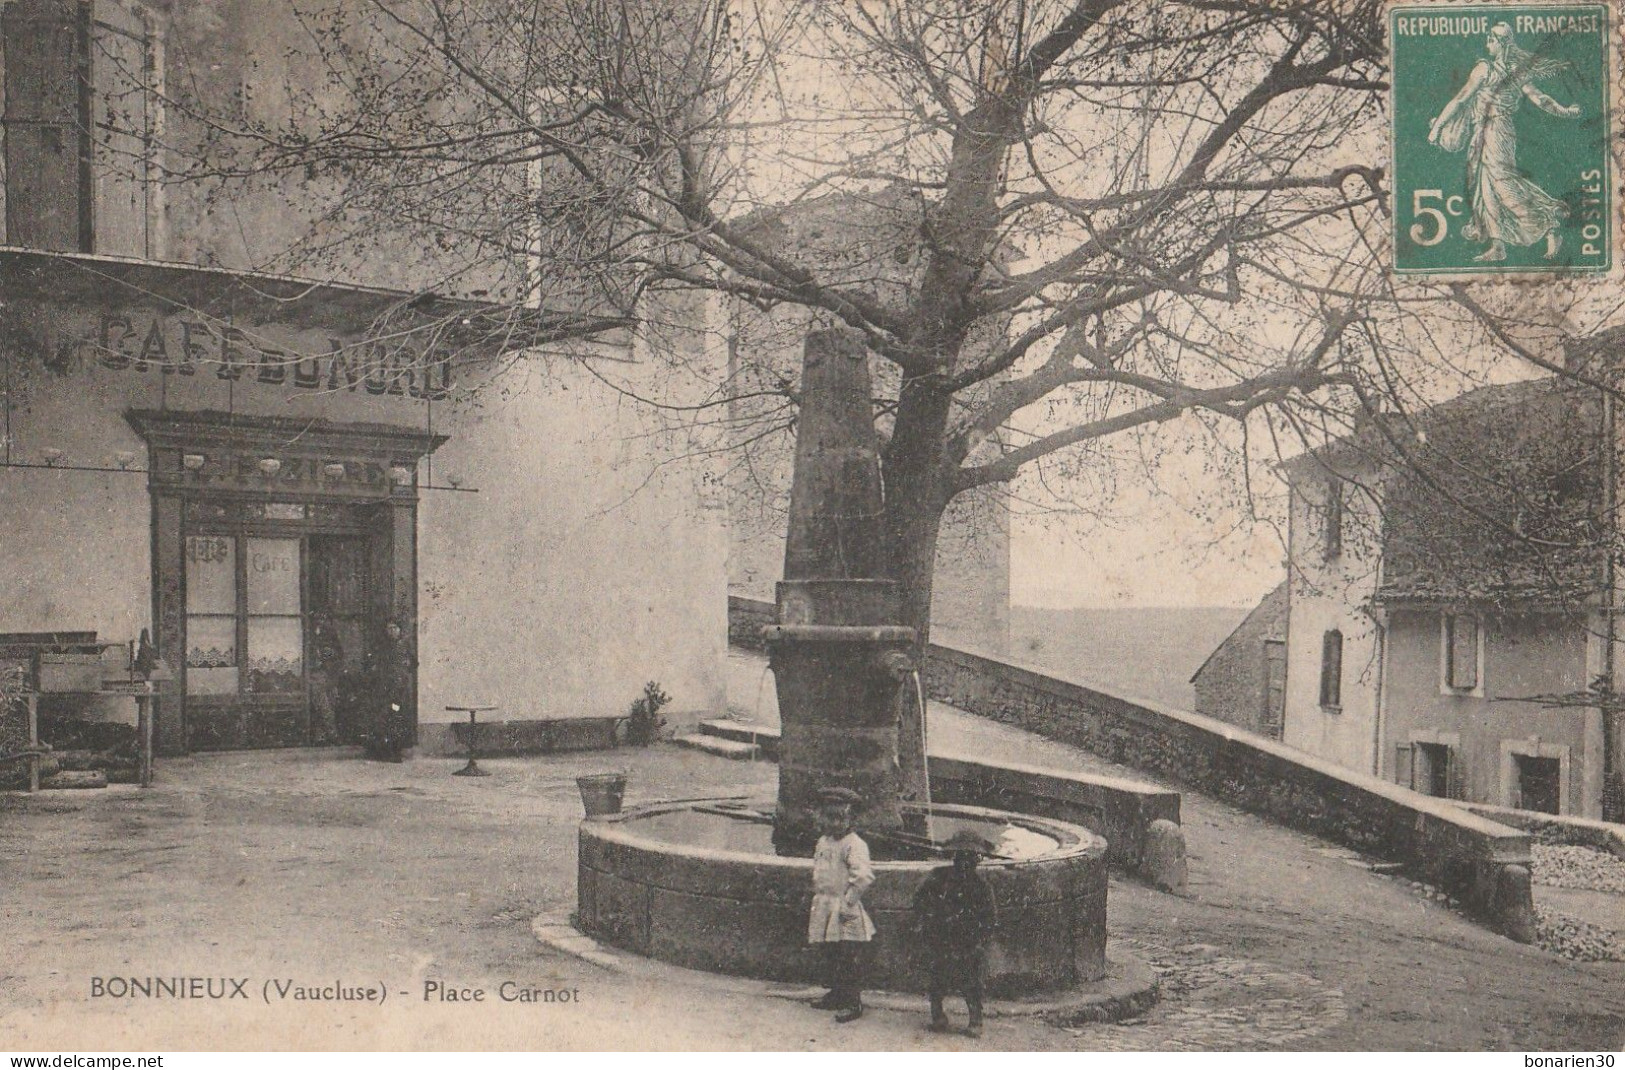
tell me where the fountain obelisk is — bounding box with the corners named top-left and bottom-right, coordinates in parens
top-left (764, 329), bottom-right (917, 849)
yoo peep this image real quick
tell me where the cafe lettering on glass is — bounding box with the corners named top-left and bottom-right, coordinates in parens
top-left (251, 546), bottom-right (296, 576)
top-left (186, 536), bottom-right (231, 565)
top-left (92, 310), bottom-right (453, 399)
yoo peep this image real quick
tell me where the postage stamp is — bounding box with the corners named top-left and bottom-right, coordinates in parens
top-left (1389, 3), bottom-right (1613, 276)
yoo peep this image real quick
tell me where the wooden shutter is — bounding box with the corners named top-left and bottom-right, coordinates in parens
top-left (1395, 742), bottom-right (1415, 790)
top-left (1320, 629), bottom-right (1343, 707)
top-left (1446, 746), bottom-right (1466, 800)
top-left (1447, 616), bottom-right (1479, 690)
top-left (88, 0), bottom-right (150, 257)
top-left (1324, 481), bottom-right (1343, 560)
top-left (3, 0), bottom-right (88, 251)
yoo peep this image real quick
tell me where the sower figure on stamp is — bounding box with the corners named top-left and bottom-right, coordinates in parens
top-left (1427, 21), bottom-right (1582, 263)
top-left (913, 829), bottom-right (997, 1038)
top-left (807, 786), bottom-right (875, 1023)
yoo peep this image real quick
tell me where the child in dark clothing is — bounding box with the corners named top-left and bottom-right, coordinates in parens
top-left (912, 829), bottom-right (997, 1038)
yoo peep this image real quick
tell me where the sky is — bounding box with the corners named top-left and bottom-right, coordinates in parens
top-left (1010, 498), bottom-right (1287, 609)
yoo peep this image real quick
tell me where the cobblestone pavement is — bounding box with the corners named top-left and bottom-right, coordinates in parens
top-left (1056, 940), bottom-right (1348, 1051)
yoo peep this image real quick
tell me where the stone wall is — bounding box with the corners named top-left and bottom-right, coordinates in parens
top-left (729, 595), bottom-right (1537, 941)
top-left (927, 753), bottom-right (1181, 883)
top-left (728, 595), bottom-right (777, 652)
top-left (1460, 803), bottom-right (1625, 858)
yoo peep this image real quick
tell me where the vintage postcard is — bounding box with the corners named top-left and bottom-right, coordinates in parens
top-left (2, 0), bottom-right (1623, 1058)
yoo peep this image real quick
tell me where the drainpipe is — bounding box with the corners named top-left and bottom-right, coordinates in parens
top-left (1371, 607), bottom-right (1388, 778)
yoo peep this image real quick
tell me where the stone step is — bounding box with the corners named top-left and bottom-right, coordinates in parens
top-left (673, 733), bottom-right (761, 760)
top-left (698, 718), bottom-right (780, 746)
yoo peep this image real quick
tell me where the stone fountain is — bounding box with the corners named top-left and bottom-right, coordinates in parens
top-left (577, 330), bottom-right (1107, 995)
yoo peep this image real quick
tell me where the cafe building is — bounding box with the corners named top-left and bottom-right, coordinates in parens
top-left (0, 0), bottom-right (729, 763)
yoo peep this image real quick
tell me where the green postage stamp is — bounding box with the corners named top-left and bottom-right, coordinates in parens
top-left (1390, 4), bottom-right (1613, 276)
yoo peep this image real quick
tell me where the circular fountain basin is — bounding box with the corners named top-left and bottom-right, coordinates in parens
top-left (577, 800), bottom-right (1108, 996)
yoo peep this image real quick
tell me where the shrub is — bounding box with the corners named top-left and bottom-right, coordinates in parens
top-left (625, 681), bottom-right (671, 746)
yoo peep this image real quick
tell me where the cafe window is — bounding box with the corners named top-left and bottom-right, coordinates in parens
top-left (1, 0), bottom-right (161, 256)
top-left (185, 535), bottom-right (304, 696)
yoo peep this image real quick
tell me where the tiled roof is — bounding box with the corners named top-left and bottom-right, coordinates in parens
top-left (1373, 377), bottom-right (1606, 607)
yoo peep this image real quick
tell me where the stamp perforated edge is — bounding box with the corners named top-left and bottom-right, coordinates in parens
top-left (1383, 0), bottom-right (1621, 284)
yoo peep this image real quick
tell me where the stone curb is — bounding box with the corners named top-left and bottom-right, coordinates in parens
top-left (530, 914), bottom-right (622, 970)
top-left (529, 911), bottom-right (1159, 1021)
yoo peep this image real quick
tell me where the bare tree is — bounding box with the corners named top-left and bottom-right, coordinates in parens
top-left (144, 0), bottom-right (1622, 652)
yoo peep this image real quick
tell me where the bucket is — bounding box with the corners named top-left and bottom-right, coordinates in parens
top-left (576, 772), bottom-right (628, 816)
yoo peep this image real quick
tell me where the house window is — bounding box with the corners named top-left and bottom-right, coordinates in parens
top-left (1323, 480), bottom-right (1344, 560)
top-left (1319, 629), bottom-right (1343, 709)
top-left (1, 0), bottom-right (160, 256)
top-left (1396, 733), bottom-right (1463, 798)
top-left (1442, 614), bottom-right (1481, 692)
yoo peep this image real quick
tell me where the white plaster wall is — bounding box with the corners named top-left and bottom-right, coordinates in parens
top-left (1282, 476), bottom-right (1384, 774)
top-left (418, 356), bottom-right (728, 729)
top-left (0, 317), bottom-right (727, 735)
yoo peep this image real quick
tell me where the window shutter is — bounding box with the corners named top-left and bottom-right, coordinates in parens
top-left (1395, 743), bottom-right (1415, 790)
top-left (1448, 616), bottom-right (1479, 690)
top-left (1324, 481), bottom-right (1343, 560)
top-left (1446, 747), bottom-right (1466, 800)
top-left (2, 0), bottom-right (87, 251)
top-left (1320, 630), bottom-right (1343, 707)
top-left (89, 0), bottom-right (153, 258)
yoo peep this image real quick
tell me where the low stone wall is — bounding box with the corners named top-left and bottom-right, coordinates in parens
top-left (728, 595), bottom-right (776, 652)
top-left (417, 716), bottom-right (626, 758)
top-left (924, 642), bottom-right (1536, 941)
top-left (727, 596), bottom-right (1536, 941)
top-left (1461, 803), bottom-right (1625, 858)
top-left (700, 712), bottom-right (1183, 886)
top-left (928, 753), bottom-right (1180, 882)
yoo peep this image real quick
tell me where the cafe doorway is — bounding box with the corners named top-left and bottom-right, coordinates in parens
top-left (129, 409), bottom-right (442, 756)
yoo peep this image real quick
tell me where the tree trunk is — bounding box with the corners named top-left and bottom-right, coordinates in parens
top-left (881, 378), bottom-right (955, 805)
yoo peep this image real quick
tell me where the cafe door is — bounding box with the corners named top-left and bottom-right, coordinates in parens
top-left (308, 534), bottom-right (374, 745)
top-left (133, 408), bottom-right (441, 757)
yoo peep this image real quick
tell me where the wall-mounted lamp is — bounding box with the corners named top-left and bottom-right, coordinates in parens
top-left (258, 457), bottom-right (282, 478)
top-left (182, 453), bottom-right (206, 472)
top-left (388, 465), bottom-right (413, 486)
top-left (41, 448), bottom-right (63, 466)
top-left (323, 462), bottom-right (347, 480)
top-left (114, 451), bottom-right (137, 470)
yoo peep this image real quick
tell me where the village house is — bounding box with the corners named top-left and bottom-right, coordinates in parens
top-left (0, 0), bottom-right (729, 770)
top-left (1189, 581), bottom-right (1287, 740)
top-left (1251, 374), bottom-right (1623, 820)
